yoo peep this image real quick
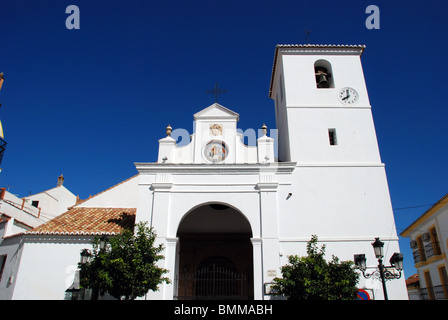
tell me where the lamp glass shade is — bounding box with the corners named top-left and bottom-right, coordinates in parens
top-left (390, 253), bottom-right (404, 271)
top-left (372, 238), bottom-right (384, 259)
top-left (80, 249), bottom-right (90, 264)
top-left (354, 254), bottom-right (367, 271)
top-left (99, 235), bottom-right (108, 250)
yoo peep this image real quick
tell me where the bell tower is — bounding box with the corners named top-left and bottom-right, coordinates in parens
top-left (269, 44), bottom-right (382, 165)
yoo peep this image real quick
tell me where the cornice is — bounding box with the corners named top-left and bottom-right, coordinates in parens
top-left (135, 162), bottom-right (296, 175)
top-left (256, 182), bottom-right (279, 191)
top-left (23, 233), bottom-right (100, 244)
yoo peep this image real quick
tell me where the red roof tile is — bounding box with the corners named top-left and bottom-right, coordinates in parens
top-left (406, 273), bottom-right (419, 286)
top-left (27, 207), bottom-right (136, 235)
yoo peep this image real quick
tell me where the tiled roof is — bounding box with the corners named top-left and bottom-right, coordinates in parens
top-left (27, 207), bottom-right (136, 236)
top-left (275, 44), bottom-right (366, 49)
top-left (406, 273), bottom-right (419, 286)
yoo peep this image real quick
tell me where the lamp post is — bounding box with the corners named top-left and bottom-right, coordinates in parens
top-left (79, 249), bottom-right (91, 300)
top-left (354, 237), bottom-right (404, 300)
top-left (92, 235), bottom-right (109, 300)
top-left (80, 249), bottom-right (91, 264)
top-left (99, 235), bottom-right (108, 251)
top-left (79, 235), bottom-right (109, 300)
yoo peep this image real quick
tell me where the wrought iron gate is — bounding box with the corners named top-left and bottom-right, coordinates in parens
top-left (175, 264), bottom-right (250, 300)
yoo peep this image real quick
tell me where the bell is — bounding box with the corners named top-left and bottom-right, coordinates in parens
top-left (317, 74), bottom-right (329, 88)
top-left (315, 67), bottom-right (330, 88)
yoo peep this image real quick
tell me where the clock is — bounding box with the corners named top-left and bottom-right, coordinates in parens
top-left (338, 87), bottom-right (359, 105)
top-left (204, 140), bottom-right (228, 163)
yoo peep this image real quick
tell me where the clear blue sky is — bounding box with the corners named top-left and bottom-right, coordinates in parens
top-left (0, 0), bottom-right (447, 279)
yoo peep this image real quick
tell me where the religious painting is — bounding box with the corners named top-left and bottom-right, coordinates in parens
top-left (204, 140), bottom-right (228, 162)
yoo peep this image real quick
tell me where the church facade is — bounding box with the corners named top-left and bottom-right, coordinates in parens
top-left (0, 44), bottom-right (408, 300)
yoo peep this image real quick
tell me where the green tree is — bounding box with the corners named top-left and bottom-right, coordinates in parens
top-left (272, 235), bottom-right (359, 300)
top-left (79, 221), bottom-right (170, 300)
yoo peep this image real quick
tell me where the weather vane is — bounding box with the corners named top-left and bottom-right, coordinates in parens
top-left (206, 82), bottom-right (227, 103)
top-left (304, 27), bottom-right (312, 44)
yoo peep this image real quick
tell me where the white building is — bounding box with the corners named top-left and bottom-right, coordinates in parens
top-left (0, 44), bottom-right (408, 300)
top-left (0, 175), bottom-right (77, 299)
top-left (0, 175), bottom-right (77, 236)
top-left (400, 193), bottom-right (448, 300)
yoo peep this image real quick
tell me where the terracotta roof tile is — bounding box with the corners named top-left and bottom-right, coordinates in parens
top-left (27, 207), bottom-right (136, 235)
top-left (406, 273), bottom-right (419, 286)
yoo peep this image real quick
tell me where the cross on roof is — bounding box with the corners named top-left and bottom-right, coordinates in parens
top-left (304, 27), bottom-right (312, 44)
top-left (206, 82), bottom-right (227, 103)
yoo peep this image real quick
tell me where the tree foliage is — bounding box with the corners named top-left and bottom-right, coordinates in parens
top-left (272, 235), bottom-right (359, 300)
top-left (79, 222), bottom-right (170, 300)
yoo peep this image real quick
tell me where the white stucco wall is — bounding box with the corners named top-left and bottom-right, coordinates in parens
top-left (22, 186), bottom-right (77, 221)
top-left (12, 236), bottom-right (92, 300)
top-left (0, 231), bottom-right (24, 300)
top-left (76, 175), bottom-right (139, 208)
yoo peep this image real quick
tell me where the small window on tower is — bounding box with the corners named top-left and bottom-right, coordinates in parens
top-left (314, 60), bottom-right (334, 88)
top-left (31, 200), bottom-right (39, 208)
top-left (328, 129), bottom-right (337, 146)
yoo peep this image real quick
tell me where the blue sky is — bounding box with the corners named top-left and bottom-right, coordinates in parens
top-left (0, 0), bottom-right (447, 278)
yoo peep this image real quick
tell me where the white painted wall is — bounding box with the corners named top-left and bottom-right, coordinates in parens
top-left (22, 186), bottom-right (77, 221)
top-left (76, 176), bottom-right (138, 208)
top-left (0, 231), bottom-right (24, 300)
top-left (157, 103), bottom-right (270, 165)
top-left (0, 186), bottom-right (77, 236)
top-left (12, 237), bottom-right (92, 300)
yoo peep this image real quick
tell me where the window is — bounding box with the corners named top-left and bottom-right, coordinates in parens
top-left (328, 129), bottom-right (337, 146)
top-left (314, 60), bottom-right (334, 88)
top-left (424, 271), bottom-right (435, 300)
top-left (429, 226), bottom-right (442, 255)
top-left (417, 236), bottom-right (426, 262)
top-left (31, 200), bottom-right (39, 208)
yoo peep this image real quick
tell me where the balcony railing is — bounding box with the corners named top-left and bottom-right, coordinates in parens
top-left (412, 241), bottom-right (442, 264)
top-left (419, 285), bottom-right (448, 300)
top-left (412, 250), bottom-right (424, 264)
top-left (424, 243), bottom-right (435, 259)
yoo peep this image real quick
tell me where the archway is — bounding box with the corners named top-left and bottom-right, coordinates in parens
top-left (175, 203), bottom-right (253, 300)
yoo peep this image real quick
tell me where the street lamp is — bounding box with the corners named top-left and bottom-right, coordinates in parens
top-left (79, 249), bottom-right (91, 300)
top-left (78, 236), bottom-right (109, 300)
top-left (99, 235), bottom-right (108, 251)
top-left (354, 237), bottom-right (404, 300)
top-left (389, 252), bottom-right (404, 272)
top-left (80, 249), bottom-right (91, 265)
top-left (372, 237), bottom-right (384, 259)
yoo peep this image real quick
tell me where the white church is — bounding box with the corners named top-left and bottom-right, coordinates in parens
top-left (0, 44), bottom-right (408, 300)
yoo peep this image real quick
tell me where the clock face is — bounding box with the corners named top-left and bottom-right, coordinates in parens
top-left (338, 87), bottom-right (359, 105)
top-left (204, 140), bottom-right (228, 163)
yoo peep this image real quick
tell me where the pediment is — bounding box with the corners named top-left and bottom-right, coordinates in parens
top-left (193, 103), bottom-right (239, 121)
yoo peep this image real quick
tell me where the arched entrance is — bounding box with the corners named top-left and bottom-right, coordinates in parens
top-left (175, 203), bottom-right (253, 300)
